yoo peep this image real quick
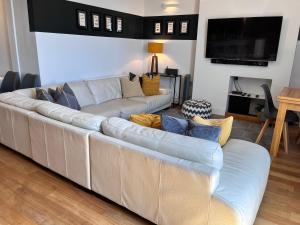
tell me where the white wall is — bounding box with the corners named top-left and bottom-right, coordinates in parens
top-left (193, 0), bottom-right (300, 115)
top-left (3, 0), bottom-right (39, 77)
top-left (35, 33), bottom-right (144, 84)
top-left (0, 0), bottom-right (12, 76)
top-left (290, 41), bottom-right (300, 88)
top-left (34, 0), bottom-right (146, 85)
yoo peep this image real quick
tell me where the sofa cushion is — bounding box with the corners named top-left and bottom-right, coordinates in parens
top-left (67, 81), bottom-right (96, 107)
top-left (81, 99), bottom-right (147, 119)
top-left (129, 93), bottom-right (172, 112)
top-left (86, 77), bottom-right (122, 104)
top-left (211, 139), bottom-right (270, 225)
top-left (36, 102), bottom-right (105, 131)
top-left (14, 88), bottom-right (36, 98)
top-left (0, 92), bottom-right (47, 111)
top-left (102, 117), bottom-right (223, 169)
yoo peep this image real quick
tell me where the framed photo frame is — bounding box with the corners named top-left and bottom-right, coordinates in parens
top-left (180, 20), bottom-right (189, 34)
top-left (91, 13), bottom-right (100, 30)
top-left (77, 10), bottom-right (87, 30)
top-left (154, 21), bottom-right (162, 35)
top-left (105, 15), bottom-right (113, 32)
top-left (116, 17), bottom-right (123, 33)
top-left (166, 21), bottom-right (175, 35)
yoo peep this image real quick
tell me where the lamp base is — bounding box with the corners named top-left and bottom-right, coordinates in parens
top-left (150, 55), bottom-right (158, 75)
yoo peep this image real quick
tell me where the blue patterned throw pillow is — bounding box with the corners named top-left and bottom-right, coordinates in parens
top-left (187, 120), bottom-right (221, 143)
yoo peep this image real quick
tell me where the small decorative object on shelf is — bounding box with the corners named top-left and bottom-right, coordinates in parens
top-left (180, 20), bottom-right (189, 34)
top-left (91, 13), bottom-right (100, 30)
top-left (167, 21), bottom-right (175, 34)
top-left (77, 10), bottom-right (87, 29)
top-left (182, 99), bottom-right (212, 119)
top-left (154, 21), bottom-right (162, 34)
top-left (116, 17), bottom-right (123, 33)
top-left (105, 15), bottom-right (113, 32)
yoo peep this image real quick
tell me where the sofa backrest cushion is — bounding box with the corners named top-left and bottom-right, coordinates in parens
top-left (86, 77), bottom-right (122, 104)
top-left (36, 102), bottom-right (106, 131)
top-left (0, 92), bottom-right (47, 111)
top-left (67, 81), bottom-right (96, 107)
top-left (14, 88), bottom-right (37, 99)
top-left (102, 117), bottom-right (223, 170)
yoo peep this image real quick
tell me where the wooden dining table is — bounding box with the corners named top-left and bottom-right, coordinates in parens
top-left (270, 87), bottom-right (300, 157)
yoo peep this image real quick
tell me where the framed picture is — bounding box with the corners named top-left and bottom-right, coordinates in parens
top-left (91, 13), bottom-right (100, 30)
top-left (180, 20), bottom-right (189, 34)
top-left (154, 21), bottom-right (162, 34)
top-left (167, 21), bottom-right (175, 35)
top-left (77, 10), bottom-right (87, 29)
top-left (105, 15), bottom-right (113, 32)
top-left (116, 17), bottom-right (123, 33)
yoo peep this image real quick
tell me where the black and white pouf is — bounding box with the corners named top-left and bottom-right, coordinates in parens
top-left (181, 100), bottom-right (212, 119)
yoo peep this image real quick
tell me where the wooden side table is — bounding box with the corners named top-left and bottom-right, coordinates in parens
top-left (270, 87), bottom-right (300, 157)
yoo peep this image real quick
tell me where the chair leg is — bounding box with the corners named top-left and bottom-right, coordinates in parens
top-left (283, 122), bottom-right (289, 154)
top-left (297, 131), bottom-right (300, 145)
top-left (256, 119), bottom-right (271, 144)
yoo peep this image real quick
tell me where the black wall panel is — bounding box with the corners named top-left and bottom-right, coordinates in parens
top-left (143, 15), bottom-right (198, 40)
top-left (27, 0), bottom-right (198, 40)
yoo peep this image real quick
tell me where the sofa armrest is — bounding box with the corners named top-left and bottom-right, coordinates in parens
top-left (159, 88), bottom-right (171, 95)
top-left (90, 132), bottom-right (220, 225)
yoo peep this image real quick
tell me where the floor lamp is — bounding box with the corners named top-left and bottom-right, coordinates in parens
top-left (148, 42), bottom-right (164, 75)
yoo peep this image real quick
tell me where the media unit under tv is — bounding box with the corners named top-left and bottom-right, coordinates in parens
top-left (205, 16), bottom-right (283, 66)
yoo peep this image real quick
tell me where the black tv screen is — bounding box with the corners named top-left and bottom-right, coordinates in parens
top-left (206, 17), bottom-right (283, 61)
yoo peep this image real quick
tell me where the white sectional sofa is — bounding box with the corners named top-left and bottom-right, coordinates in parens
top-left (0, 76), bottom-right (270, 225)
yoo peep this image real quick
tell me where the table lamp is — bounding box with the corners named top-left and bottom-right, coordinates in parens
top-left (148, 42), bottom-right (164, 75)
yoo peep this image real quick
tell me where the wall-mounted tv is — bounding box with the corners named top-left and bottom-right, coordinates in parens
top-left (206, 16), bottom-right (283, 61)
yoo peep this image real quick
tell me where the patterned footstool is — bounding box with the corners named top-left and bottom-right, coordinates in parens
top-left (181, 100), bottom-right (212, 119)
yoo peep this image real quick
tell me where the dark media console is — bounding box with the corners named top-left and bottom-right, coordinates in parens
top-left (211, 59), bottom-right (269, 67)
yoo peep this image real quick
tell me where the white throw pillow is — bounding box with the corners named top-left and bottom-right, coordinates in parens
top-left (120, 76), bottom-right (144, 98)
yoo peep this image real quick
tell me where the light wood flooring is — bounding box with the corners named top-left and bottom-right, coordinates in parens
top-left (0, 128), bottom-right (299, 225)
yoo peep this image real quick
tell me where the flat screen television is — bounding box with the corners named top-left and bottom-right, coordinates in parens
top-left (206, 16), bottom-right (283, 61)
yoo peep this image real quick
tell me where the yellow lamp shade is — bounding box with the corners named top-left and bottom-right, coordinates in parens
top-left (148, 42), bottom-right (164, 54)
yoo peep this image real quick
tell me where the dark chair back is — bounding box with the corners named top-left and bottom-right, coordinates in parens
top-left (261, 84), bottom-right (277, 119)
top-left (20, 74), bottom-right (41, 89)
top-left (0, 71), bottom-right (20, 93)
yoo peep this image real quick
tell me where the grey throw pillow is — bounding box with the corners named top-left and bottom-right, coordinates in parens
top-left (63, 83), bottom-right (81, 110)
top-left (36, 88), bottom-right (54, 102)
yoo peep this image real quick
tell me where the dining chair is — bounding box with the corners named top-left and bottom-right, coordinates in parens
top-left (0, 71), bottom-right (20, 93)
top-left (255, 84), bottom-right (299, 153)
top-left (19, 74), bottom-right (41, 89)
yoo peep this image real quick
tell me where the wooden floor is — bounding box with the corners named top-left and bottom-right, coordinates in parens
top-left (0, 129), bottom-right (299, 225)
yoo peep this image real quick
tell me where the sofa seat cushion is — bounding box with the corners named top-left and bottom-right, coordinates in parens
top-left (0, 92), bottom-right (47, 111)
top-left (36, 102), bottom-right (106, 131)
top-left (211, 139), bottom-right (270, 225)
top-left (102, 117), bottom-right (223, 170)
top-left (86, 78), bottom-right (122, 104)
top-left (129, 93), bottom-right (172, 112)
top-left (81, 99), bottom-right (147, 119)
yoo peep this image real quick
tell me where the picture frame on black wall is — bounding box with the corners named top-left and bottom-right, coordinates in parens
top-left (154, 21), bottom-right (162, 35)
top-left (166, 21), bottom-right (175, 35)
top-left (116, 17), bottom-right (123, 33)
top-left (180, 20), bottom-right (189, 34)
top-left (77, 10), bottom-right (87, 30)
top-left (91, 13), bottom-right (100, 30)
top-left (105, 15), bottom-right (113, 32)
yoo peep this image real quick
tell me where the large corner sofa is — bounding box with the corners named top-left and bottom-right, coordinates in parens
top-left (0, 76), bottom-right (270, 225)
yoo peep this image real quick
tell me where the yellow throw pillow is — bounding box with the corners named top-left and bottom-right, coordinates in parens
top-left (142, 75), bottom-right (160, 96)
top-left (130, 114), bottom-right (161, 129)
top-left (193, 116), bottom-right (233, 146)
